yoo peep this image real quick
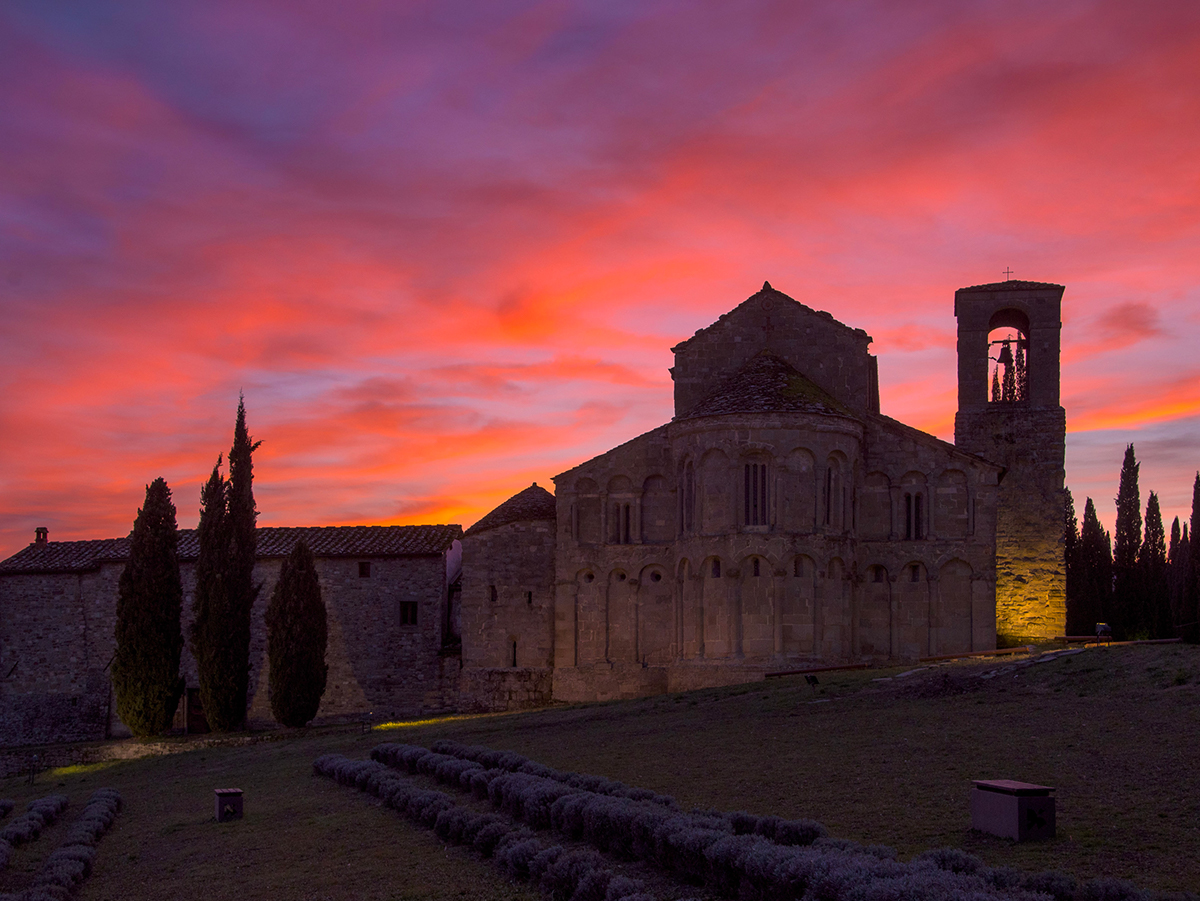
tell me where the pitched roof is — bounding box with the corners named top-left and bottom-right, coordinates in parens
top-left (678, 351), bottom-right (855, 420)
top-left (671, 282), bottom-right (870, 353)
top-left (0, 525), bottom-right (462, 575)
top-left (957, 280), bottom-right (1064, 292)
top-left (465, 484), bottom-right (556, 537)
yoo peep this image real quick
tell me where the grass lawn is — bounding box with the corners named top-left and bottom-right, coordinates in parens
top-left (1, 642), bottom-right (1198, 899)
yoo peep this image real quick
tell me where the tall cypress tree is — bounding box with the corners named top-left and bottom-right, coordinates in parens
top-left (112, 478), bottom-right (184, 736)
top-left (191, 457), bottom-right (233, 730)
top-left (266, 539), bottom-right (328, 728)
top-left (191, 396), bottom-right (263, 731)
top-left (1064, 488), bottom-right (1081, 632)
top-left (1138, 492), bottom-right (1169, 638)
top-left (1074, 498), bottom-right (1112, 636)
top-left (1167, 517), bottom-right (1184, 630)
top-left (1186, 473), bottom-right (1200, 644)
top-left (225, 394), bottom-right (262, 728)
top-left (1111, 444), bottom-right (1142, 638)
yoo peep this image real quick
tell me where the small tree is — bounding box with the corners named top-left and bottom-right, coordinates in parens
top-left (112, 478), bottom-right (184, 736)
top-left (191, 457), bottom-right (236, 730)
top-left (1111, 445), bottom-right (1142, 638)
top-left (266, 539), bottom-right (328, 727)
top-left (1071, 497), bottom-right (1113, 636)
top-left (1064, 487), bottom-right (1079, 627)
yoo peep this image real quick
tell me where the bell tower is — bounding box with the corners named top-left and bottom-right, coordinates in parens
top-left (954, 280), bottom-right (1067, 641)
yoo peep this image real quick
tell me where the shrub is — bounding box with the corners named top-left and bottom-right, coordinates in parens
top-left (705, 833), bottom-right (776, 897)
top-left (1023, 870), bottom-right (1079, 901)
top-left (915, 846), bottom-right (985, 876)
top-left (528, 844), bottom-right (566, 880)
top-left (497, 837), bottom-right (547, 881)
top-left (1078, 877), bottom-right (1151, 901)
top-left (0, 840), bottom-right (10, 871)
top-left (539, 848), bottom-right (608, 901)
top-left (0, 801), bottom-right (12, 819)
top-left (773, 818), bottom-right (828, 847)
top-left (473, 820), bottom-right (512, 857)
top-left (603, 876), bottom-right (646, 901)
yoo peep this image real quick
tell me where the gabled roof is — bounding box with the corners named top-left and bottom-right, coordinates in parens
top-left (0, 525), bottom-right (462, 575)
top-left (671, 282), bottom-right (870, 353)
top-left (678, 352), bottom-right (855, 420)
top-left (464, 484), bottom-right (556, 537)
top-left (957, 280), bottom-right (1064, 292)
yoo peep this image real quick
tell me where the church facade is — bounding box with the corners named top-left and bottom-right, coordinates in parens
top-left (458, 280), bottom-right (1066, 708)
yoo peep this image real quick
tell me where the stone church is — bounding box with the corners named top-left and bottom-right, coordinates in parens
top-left (458, 279), bottom-right (1067, 708)
top-left (0, 279), bottom-right (1066, 742)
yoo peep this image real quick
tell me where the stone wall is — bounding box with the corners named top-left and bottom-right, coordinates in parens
top-left (458, 667), bottom-right (553, 712)
top-left (1, 551), bottom-right (457, 747)
top-left (460, 520), bottom-right (556, 669)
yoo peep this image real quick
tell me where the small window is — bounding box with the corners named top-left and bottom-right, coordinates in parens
top-left (489, 585), bottom-right (498, 603)
top-left (650, 571), bottom-right (662, 583)
top-left (905, 493), bottom-right (925, 540)
top-left (525, 590), bottom-right (533, 605)
top-left (359, 561), bottom-right (371, 578)
top-left (873, 567), bottom-right (884, 584)
top-left (511, 640), bottom-right (518, 668)
top-left (400, 601), bottom-right (418, 625)
top-left (711, 559), bottom-right (721, 578)
top-left (793, 558), bottom-right (804, 578)
top-left (583, 572), bottom-right (595, 583)
top-left (909, 565), bottom-right (920, 583)
top-left (752, 558), bottom-right (761, 577)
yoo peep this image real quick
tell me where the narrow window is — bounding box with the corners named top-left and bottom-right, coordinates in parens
top-left (511, 640), bottom-right (518, 668)
top-left (910, 564), bottom-right (920, 583)
top-left (744, 462), bottom-right (768, 526)
top-left (752, 557), bottom-right (761, 577)
top-left (915, 493), bottom-right (924, 540)
top-left (526, 590), bottom-right (533, 605)
top-left (622, 504), bottom-right (631, 544)
top-left (359, 561), bottom-right (371, 578)
top-left (711, 559), bottom-right (721, 578)
top-left (684, 462), bottom-right (695, 533)
top-left (400, 601), bottom-right (418, 625)
top-left (824, 468), bottom-right (833, 524)
top-left (489, 585), bottom-right (498, 603)
top-left (873, 567), bottom-right (884, 583)
top-left (905, 493), bottom-right (913, 540)
top-left (793, 557), bottom-right (803, 578)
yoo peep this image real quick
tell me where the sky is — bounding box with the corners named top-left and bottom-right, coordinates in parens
top-left (2, 0), bottom-right (1199, 559)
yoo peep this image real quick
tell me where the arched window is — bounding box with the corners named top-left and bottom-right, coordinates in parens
top-left (904, 492), bottom-right (925, 539)
top-left (744, 461), bottom-right (768, 526)
top-left (752, 557), bottom-right (761, 577)
top-left (681, 461), bottom-right (696, 534)
top-left (987, 309), bottom-right (1031, 403)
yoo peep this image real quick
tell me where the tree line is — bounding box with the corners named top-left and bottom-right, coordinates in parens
top-left (110, 397), bottom-right (328, 737)
top-left (1066, 444), bottom-right (1200, 642)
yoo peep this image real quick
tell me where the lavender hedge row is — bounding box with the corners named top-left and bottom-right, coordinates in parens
top-left (312, 754), bottom-right (651, 901)
top-left (0, 794), bottom-right (71, 876)
top-left (372, 744), bottom-right (1178, 901)
top-left (0, 788), bottom-right (122, 901)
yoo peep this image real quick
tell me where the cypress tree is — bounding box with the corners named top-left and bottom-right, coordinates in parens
top-left (1014, 338), bottom-right (1028, 401)
top-left (1064, 488), bottom-right (1080, 632)
top-left (1138, 492), bottom-right (1169, 638)
top-left (1167, 517), bottom-right (1184, 629)
top-left (190, 457), bottom-right (233, 730)
top-left (266, 539), bottom-right (328, 728)
top-left (225, 394), bottom-right (262, 729)
top-left (1111, 444), bottom-right (1142, 638)
top-left (1001, 339), bottom-right (1016, 401)
top-left (1074, 498), bottom-right (1112, 636)
top-left (112, 478), bottom-right (184, 736)
top-left (1186, 473), bottom-right (1200, 644)
top-left (991, 366), bottom-right (1001, 403)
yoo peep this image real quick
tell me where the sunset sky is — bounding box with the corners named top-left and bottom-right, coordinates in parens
top-left (2, 0), bottom-right (1199, 559)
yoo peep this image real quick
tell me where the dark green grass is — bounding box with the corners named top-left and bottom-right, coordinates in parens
top-left (1, 642), bottom-right (1197, 898)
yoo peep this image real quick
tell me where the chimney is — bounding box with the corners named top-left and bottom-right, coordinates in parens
top-left (35, 527), bottom-right (48, 545)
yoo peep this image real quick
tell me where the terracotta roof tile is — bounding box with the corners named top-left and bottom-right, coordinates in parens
top-left (465, 484), bottom-right (556, 537)
top-left (0, 524), bottom-right (461, 574)
top-left (678, 351), bottom-right (855, 420)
